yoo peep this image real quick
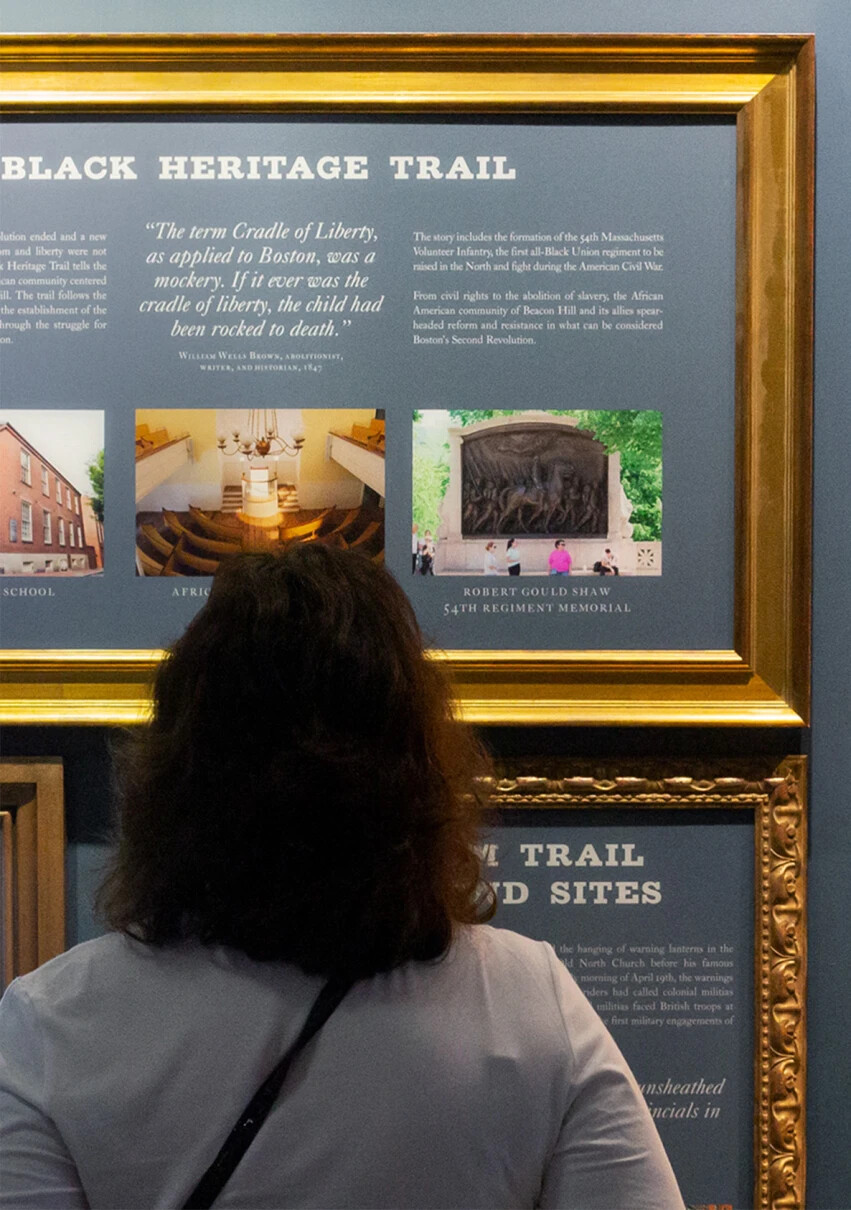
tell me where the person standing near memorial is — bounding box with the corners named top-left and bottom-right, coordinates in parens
top-left (419, 529), bottom-right (436, 575)
top-left (0, 547), bottom-right (683, 1210)
top-left (412, 522), bottom-right (421, 574)
top-left (548, 538), bottom-right (572, 575)
top-left (506, 537), bottom-right (521, 576)
top-left (484, 540), bottom-right (500, 574)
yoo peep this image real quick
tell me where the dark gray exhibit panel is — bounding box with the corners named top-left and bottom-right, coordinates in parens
top-left (0, 117), bottom-right (735, 653)
top-left (488, 809), bottom-right (753, 1207)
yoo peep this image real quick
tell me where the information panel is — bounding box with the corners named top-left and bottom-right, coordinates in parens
top-left (489, 808), bottom-right (752, 1207)
top-left (0, 117), bottom-right (736, 652)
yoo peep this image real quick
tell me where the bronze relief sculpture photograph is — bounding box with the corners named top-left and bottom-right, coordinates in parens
top-left (412, 408), bottom-right (661, 576)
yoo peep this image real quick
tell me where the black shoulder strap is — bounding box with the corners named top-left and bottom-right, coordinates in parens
top-left (182, 976), bottom-right (353, 1210)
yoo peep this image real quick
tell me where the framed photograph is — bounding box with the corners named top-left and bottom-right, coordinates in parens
top-left (486, 755), bottom-right (806, 1210)
top-left (0, 35), bottom-right (813, 724)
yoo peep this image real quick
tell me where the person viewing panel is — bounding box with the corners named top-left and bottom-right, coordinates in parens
top-left (0, 544), bottom-right (683, 1210)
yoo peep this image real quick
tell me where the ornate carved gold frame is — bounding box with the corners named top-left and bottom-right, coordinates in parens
top-left (0, 35), bottom-right (813, 725)
top-left (488, 755), bottom-right (807, 1210)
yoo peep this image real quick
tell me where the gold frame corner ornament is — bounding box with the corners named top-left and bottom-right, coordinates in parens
top-left (0, 34), bottom-right (813, 726)
top-left (489, 755), bottom-right (806, 1210)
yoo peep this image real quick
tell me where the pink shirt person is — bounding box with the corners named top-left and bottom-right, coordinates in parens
top-left (548, 541), bottom-right (572, 574)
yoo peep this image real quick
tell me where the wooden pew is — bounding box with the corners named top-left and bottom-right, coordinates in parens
top-left (172, 541), bottom-right (220, 576)
top-left (136, 545), bottom-right (165, 577)
top-left (162, 508), bottom-right (187, 538)
top-left (163, 510), bottom-right (241, 556)
top-left (184, 530), bottom-right (242, 557)
top-left (140, 523), bottom-right (174, 560)
top-left (279, 509), bottom-right (332, 542)
top-left (188, 505), bottom-right (244, 540)
top-left (348, 520), bottom-right (382, 550)
top-left (315, 533), bottom-right (348, 549)
top-left (325, 507), bottom-right (359, 538)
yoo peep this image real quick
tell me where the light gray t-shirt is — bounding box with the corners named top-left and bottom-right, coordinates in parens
top-left (0, 926), bottom-right (683, 1209)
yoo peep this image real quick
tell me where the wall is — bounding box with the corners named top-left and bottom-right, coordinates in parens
top-left (135, 408), bottom-right (221, 511)
top-left (134, 407), bottom-right (375, 508)
top-left (298, 408), bottom-right (376, 508)
top-left (137, 409), bottom-right (219, 461)
top-left (2, 2), bottom-right (848, 1204)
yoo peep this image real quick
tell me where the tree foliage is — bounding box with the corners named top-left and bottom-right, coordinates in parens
top-left (570, 410), bottom-right (662, 541)
top-left (86, 449), bottom-right (105, 522)
top-left (412, 448), bottom-right (450, 534)
top-left (447, 410), bottom-right (514, 427)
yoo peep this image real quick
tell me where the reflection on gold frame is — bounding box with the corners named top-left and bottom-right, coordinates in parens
top-left (0, 757), bottom-right (66, 988)
top-left (488, 755), bottom-right (806, 1210)
top-left (0, 35), bottom-right (813, 725)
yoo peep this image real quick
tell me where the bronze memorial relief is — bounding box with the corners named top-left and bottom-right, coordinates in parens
top-left (414, 408), bottom-right (660, 577)
top-left (460, 419), bottom-right (609, 538)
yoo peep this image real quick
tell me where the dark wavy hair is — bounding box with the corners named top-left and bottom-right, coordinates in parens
top-left (98, 544), bottom-right (495, 978)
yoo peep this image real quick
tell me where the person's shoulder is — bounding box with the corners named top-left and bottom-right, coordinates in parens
top-left (462, 924), bottom-right (566, 987)
top-left (3, 933), bottom-right (216, 1018)
top-left (451, 927), bottom-right (588, 1050)
top-left (4, 934), bottom-right (143, 1005)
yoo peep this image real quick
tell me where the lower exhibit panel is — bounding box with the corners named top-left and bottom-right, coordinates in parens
top-left (0, 750), bottom-right (806, 1206)
top-left (486, 758), bottom-right (806, 1210)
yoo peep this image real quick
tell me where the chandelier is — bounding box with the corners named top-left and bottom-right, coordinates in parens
top-left (216, 410), bottom-right (305, 459)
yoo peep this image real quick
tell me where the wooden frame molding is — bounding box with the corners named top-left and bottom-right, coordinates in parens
top-left (0, 757), bottom-right (66, 987)
top-left (0, 34), bottom-right (813, 725)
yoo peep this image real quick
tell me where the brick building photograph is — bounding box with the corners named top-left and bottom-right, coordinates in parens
top-left (0, 410), bottom-right (104, 576)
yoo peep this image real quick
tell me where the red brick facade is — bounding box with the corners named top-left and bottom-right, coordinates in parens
top-left (0, 423), bottom-right (94, 574)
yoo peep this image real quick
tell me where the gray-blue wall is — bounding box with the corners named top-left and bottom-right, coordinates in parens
top-left (3, 2), bottom-right (848, 1205)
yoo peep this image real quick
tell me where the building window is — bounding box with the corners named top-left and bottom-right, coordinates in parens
top-left (75, 495), bottom-right (81, 514)
top-left (66, 486), bottom-right (72, 509)
top-left (20, 449), bottom-right (31, 485)
top-left (9, 518), bottom-right (17, 542)
top-left (41, 466), bottom-right (50, 495)
top-left (69, 524), bottom-right (76, 547)
top-left (56, 479), bottom-right (62, 503)
top-left (77, 525), bottom-right (83, 547)
top-left (21, 500), bottom-right (33, 542)
top-left (58, 518), bottom-right (65, 546)
top-left (43, 511), bottom-right (52, 543)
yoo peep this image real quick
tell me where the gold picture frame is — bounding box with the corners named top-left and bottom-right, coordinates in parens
top-left (0, 757), bottom-right (66, 988)
top-left (487, 754), bottom-right (807, 1210)
top-left (0, 35), bottom-right (813, 725)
